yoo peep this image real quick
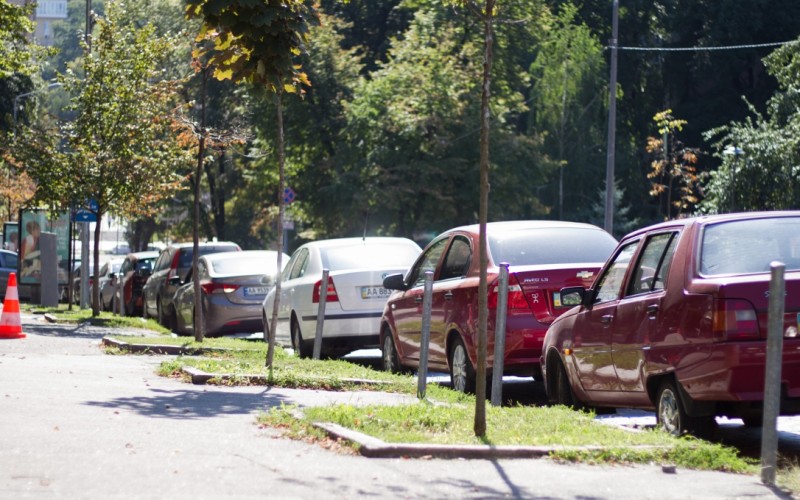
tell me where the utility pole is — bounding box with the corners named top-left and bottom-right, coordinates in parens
top-left (603, 0), bottom-right (619, 235)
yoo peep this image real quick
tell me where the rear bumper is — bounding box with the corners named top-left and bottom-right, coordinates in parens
top-left (673, 340), bottom-right (800, 409)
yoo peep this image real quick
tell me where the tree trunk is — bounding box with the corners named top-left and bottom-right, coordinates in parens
top-left (474, 0), bottom-right (495, 438)
top-left (267, 87), bottom-right (286, 369)
top-left (193, 68), bottom-right (208, 342)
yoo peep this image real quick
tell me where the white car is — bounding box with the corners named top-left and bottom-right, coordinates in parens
top-left (262, 237), bottom-right (422, 358)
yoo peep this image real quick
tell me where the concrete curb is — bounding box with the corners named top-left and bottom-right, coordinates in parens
top-left (312, 422), bottom-right (670, 459)
top-left (102, 336), bottom-right (236, 356)
top-left (180, 365), bottom-right (394, 388)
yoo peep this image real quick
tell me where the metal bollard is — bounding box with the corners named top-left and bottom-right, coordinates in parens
top-left (313, 268), bottom-right (330, 360)
top-left (491, 263), bottom-right (510, 406)
top-left (761, 261), bottom-right (785, 486)
top-left (417, 271), bottom-right (434, 400)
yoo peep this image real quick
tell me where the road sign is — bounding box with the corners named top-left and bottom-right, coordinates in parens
top-left (73, 210), bottom-right (96, 222)
top-left (283, 187), bottom-right (296, 204)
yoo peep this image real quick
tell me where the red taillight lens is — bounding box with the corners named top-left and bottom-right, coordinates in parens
top-left (488, 276), bottom-right (529, 310)
top-left (313, 277), bottom-right (339, 303)
top-left (712, 299), bottom-right (759, 340)
top-left (200, 281), bottom-right (239, 295)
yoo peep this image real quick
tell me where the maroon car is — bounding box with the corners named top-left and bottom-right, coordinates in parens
top-left (380, 220), bottom-right (617, 392)
top-left (542, 211), bottom-right (800, 436)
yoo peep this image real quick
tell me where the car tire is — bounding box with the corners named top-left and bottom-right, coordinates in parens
top-left (292, 319), bottom-right (311, 358)
top-left (382, 331), bottom-right (402, 374)
top-left (656, 380), bottom-right (715, 438)
top-left (449, 337), bottom-right (476, 394)
top-left (552, 357), bottom-right (583, 410)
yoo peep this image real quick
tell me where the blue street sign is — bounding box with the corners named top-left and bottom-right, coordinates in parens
top-left (73, 210), bottom-right (96, 222)
top-left (283, 187), bottom-right (296, 204)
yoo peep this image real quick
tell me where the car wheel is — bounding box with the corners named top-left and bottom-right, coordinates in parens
top-left (657, 380), bottom-right (715, 437)
top-left (292, 319), bottom-right (311, 358)
top-left (382, 332), bottom-right (402, 374)
top-left (449, 337), bottom-right (476, 394)
top-left (551, 357), bottom-right (583, 410)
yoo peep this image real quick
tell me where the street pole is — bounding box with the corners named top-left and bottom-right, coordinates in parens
top-left (604, 0), bottom-right (619, 235)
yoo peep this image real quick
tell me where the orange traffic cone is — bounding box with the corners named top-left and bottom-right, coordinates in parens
top-left (0, 272), bottom-right (25, 339)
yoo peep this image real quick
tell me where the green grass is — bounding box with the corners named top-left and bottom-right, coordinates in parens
top-left (100, 333), bottom-right (796, 484)
top-left (23, 303), bottom-right (169, 333)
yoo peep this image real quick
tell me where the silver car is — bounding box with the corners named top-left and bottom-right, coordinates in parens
top-left (261, 237), bottom-right (422, 358)
top-left (172, 250), bottom-right (288, 336)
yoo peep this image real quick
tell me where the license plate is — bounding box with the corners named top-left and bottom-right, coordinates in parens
top-left (361, 286), bottom-right (391, 299)
top-left (244, 286), bottom-right (269, 297)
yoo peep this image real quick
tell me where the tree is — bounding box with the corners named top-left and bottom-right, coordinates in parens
top-left (186, 0), bottom-right (319, 360)
top-left (59, 1), bottom-right (189, 316)
top-left (645, 110), bottom-right (703, 220)
top-left (700, 38), bottom-right (800, 214)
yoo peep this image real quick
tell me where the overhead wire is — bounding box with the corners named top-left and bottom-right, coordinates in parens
top-left (610, 40), bottom-right (800, 52)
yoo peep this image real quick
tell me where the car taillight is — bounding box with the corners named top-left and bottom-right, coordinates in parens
top-left (200, 281), bottom-right (239, 295)
top-left (313, 277), bottom-right (339, 303)
top-left (488, 276), bottom-right (529, 310)
top-left (712, 299), bottom-right (759, 340)
top-left (166, 252), bottom-right (181, 281)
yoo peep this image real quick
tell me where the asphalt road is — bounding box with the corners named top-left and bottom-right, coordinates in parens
top-left (0, 313), bottom-right (791, 499)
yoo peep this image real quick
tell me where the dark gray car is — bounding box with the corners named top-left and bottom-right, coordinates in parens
top-left (141, 241), bottom-right (241, 328)
top-left (0, 249), bottom-right (18, 299)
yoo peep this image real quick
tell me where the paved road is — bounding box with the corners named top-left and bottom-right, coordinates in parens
top-left (0, 314), bottom-right (791, 499)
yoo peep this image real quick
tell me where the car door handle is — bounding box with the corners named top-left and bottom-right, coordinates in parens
top-left (444, 291), bottom-right (454, 301)
top-left (415, 296), bottom-right (423, 303)
top-left (647, 304), bottom-right (659, 317)
top-left (600, 315), bottom-right (613, 325)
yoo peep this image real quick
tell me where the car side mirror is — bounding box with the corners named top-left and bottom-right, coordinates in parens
top-left (168, 275), bottom-right (182, 286)
top-left (559, 286), bottom-right (587, 308)
top-left (383, 273), bottom-right (408, 291)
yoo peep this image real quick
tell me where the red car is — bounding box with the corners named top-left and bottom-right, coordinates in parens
top-left (542, 211), bottom-right (800, 436)
top-left (380, 220), bottom-right (617, 392)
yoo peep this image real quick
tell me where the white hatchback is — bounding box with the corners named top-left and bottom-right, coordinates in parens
top-left (262, 237), bottom-right (421, 357)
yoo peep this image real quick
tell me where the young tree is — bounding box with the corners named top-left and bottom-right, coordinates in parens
top-left (59, 1), bottom-right (189, 315)
top-left (185, 0), bottom-right (320, 363)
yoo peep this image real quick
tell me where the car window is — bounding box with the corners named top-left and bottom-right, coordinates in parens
top-left (594, 241), bottom-right (638, 304)
top-left (198, 260), bottom-right (208, 280)
top-left (625, 232), bottom-right (679, 296)
top-left (408, 238), bottom-right (449, 287)
top-left (136, 257), bottom-right (154, 273)
top-left (322, 242), bottom-right (420, 271)
top-left (154, 251), bottom-right (169, 272)
top-left (120, 259), bottom-right (132, 274)
top-left (700, 217), bottom-right (800, 275)
top-left (489, 227), bottom-right (616, 266)
top-left (4, 253), bottom-right (17, 269)
top-left (439, 236), bottom-right (471, 281)
top-left (289, 249), bottom-right (309, 280)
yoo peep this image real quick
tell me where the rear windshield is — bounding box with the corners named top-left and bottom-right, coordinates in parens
top-left (700, 217), bottom-right (800, 275)
top-left (324, 243), bottom-right (420, 270)
top-left (211, 257), bottom-right (279, 276)
top-left (177, 245), bottom-right (239, 268)
top-left (489, 227), bottom-right (616, 266)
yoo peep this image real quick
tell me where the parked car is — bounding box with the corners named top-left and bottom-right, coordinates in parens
top-left (380, 221), bottom-right (617, 393)
top-left (541, 211), bottom-right (800, 436)
top-left (98, 258), bottom-right (125, 311)
top-left (113, 251), bottom-right (159, 316)
top-left (142, 241), bottom-right (242, 328)
top-left (0, 249), bottom-right (18, 299)
top-left (172, 250), bottom-right (288, 336)
top-left (262, 237), bottom-right (422, 358)
top-left (71, 262), bottom-right (95, 305)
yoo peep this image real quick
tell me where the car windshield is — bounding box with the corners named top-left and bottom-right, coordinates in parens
top-left (489, 227), bottom-right (616, 266)
top-left (323, 243), bottom-right (419, 270)
top-left (211, 257), bottom-right (279, 276)
top-left (700, 216), bottom-right (800, 275)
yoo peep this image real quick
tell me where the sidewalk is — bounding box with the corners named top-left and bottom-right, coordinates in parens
top-left (0, 312), bottom-right (790, 499)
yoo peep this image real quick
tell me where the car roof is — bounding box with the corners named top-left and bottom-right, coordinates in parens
top-left (620, 210), bottom-right (800, 240)
top-left (201, 250), bottom-right (285, 262)
top-left (442, 220), bottom-right (607, 236)
top-left (299, 237), bottom-right (419, 249)
top-left (126, 250), bottom-right (159, 260)
top-left (164, 241), bottom-right (240, 250)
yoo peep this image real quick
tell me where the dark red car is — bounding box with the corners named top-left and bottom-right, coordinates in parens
top-left (542, 211), bottom-right (800, 436)
top-left (380, 221), bottom-right (617, 392)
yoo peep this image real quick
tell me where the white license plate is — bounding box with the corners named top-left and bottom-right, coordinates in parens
top-left (244, 286), bottom-right (269, 297)
top-left (361, 286), bottom-right (391, 299)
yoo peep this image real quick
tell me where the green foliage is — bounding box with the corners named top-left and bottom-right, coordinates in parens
top-left (0, 0), bottom-right (53, 78)
top-left (700, 38), bottom-right (800, 214)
